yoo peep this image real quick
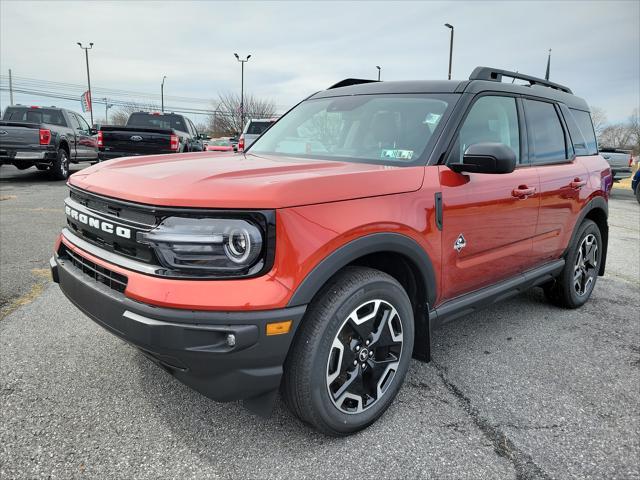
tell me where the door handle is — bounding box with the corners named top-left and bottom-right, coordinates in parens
top-left (570, 179), bottom-right (587, 189)
top-left (512, 186), bottom-right (536, 198)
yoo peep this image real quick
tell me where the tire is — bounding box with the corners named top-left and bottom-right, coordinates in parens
top-left (545, 219), bottom-right (602, 308)
top-left (50, 149), bottom-right (70, 180)
top-left (281, 266), bottom-right (414, 436)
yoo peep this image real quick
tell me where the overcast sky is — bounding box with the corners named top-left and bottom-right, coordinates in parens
top-left (1, 0), bottom-right (638, 126)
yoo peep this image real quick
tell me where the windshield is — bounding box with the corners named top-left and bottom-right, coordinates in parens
top-left (3, 107), bottom-right (66, 126)
top-left (249, 94), bottom-right (455, 166)
top-left (126, 113), bottom-right (186, 131)
top-left (246, 120), bottom-right (274, 135)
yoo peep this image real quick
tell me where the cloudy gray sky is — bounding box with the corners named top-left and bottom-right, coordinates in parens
top-left (1, 0), bottom-right (638, 126)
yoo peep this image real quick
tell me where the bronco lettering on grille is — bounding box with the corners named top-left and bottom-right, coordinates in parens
top-left (65, 205), bottom-right (131, 239)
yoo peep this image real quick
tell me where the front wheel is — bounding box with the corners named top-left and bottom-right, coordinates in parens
top-left (545, 219), bottom-right (602, 308)
top-left (282, 267), bottom-right (414, 436)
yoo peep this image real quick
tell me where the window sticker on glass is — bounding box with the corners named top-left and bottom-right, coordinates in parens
top-left (381, 149), bottom-right (414, 160)
top-left (424, 113), bottom-right (442, 126)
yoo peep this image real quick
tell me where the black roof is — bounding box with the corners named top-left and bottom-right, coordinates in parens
top-left (313, 66), bottom-right (590, 111)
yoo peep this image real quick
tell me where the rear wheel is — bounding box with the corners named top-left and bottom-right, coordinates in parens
top-left (282, 267), bottom-right (414, 436)
top-left (50, 149), bottom-right (69, 180)
top-left (545, 219), bottom-right (601, 308)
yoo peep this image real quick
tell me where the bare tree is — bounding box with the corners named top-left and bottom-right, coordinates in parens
top-left (590, 106), bottom-right (607, 137)
top-left (208, 92), bottom-right (276, 137)
top-left (599, 123), bottom-right (632, 149)
top-left (628, 108), bottom-right (640, 155)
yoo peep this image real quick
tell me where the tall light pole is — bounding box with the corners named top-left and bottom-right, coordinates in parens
top-left (161, 75), bottom-right (167, 112)
top-left (444, 23), bottom-right (454, 80)
top-left (234, 53), bottom-right (251, 130)
top-left (102, 98), bottom-right (113, 124)
top-left (376, 65), bottom-right (381, 81)
top-left (77, 42), bottom-right (94, 126)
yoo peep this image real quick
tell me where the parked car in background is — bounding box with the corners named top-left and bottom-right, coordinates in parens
top-left (600, 148), bottom-right (633, 182)
top-left (52, 66), bottom-right (611, 435)
top-left (205, 138), bottom-right (235, 153)
top-left (0, 105), bottom-right (98, 179)
top-left (632, 168), bottom-right (640, 204)
top-left (98, 112), bottom-right (204, 161)
top-left (238, 118), bottom-right (276, 151)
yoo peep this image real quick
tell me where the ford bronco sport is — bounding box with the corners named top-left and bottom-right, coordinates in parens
top-left (51, 67), bottom-right (611, 436)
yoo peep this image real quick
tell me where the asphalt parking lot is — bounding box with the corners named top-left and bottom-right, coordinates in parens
top-left (0, 164), bottom-right (638, 479)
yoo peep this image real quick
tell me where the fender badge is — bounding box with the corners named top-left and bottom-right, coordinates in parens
top-left (454, 234), bottom-right (466, 252)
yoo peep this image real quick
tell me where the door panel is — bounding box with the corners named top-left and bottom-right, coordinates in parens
top-left (522, 99), bottom-right (586, 262)
top-left (440, 166), bottom-right (540, 300)
top-left (534, 161), bottom-right (588, 261)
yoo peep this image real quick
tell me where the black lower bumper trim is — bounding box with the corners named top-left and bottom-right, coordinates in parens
top-left (51, 254), bottom-right (306, 407)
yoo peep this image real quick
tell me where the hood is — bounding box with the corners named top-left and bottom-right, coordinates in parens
top-left (69, 152), bottom-right (424, 209)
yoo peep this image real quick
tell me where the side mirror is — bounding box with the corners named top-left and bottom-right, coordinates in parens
top-left (449, 142), bottom-right (517, 174)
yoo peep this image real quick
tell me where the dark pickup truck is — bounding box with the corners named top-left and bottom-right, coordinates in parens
top-left (98, 112), bottom-right (204, 161)
top-left (0, 106), bottom-right (98, 179)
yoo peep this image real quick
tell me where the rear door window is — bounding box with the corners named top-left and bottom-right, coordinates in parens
top-left (524, 99), bottom-right (568, 163)
top-left (247, 121), bottom-right (273, 135)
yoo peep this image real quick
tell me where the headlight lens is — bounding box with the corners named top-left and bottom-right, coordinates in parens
top-left (138, 217), bottom-right (264, 276)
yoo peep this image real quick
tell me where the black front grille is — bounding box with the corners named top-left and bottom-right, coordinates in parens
top-left (67, 188), bottom-right (159, 265)
top-left (60, 245), bottom-right (128, 293)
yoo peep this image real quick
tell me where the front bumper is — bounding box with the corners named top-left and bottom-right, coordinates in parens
top-left (50, 252), bottom-right (306, 409)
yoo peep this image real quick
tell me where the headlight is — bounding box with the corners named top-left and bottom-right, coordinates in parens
top-left (137, 217), bottom-right (265, 276)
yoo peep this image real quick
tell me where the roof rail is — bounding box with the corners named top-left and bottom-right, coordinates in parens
top-left (469, 66), bottom-right (573, 94)
top-left (328, 78), bottom-right (379, 89)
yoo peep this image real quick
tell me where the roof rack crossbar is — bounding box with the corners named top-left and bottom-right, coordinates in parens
top-left (469, 66), bottom-right (573, 94)
top-left (328, 78), bottom-right (379, 90)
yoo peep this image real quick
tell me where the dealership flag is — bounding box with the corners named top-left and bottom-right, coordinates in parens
top-left (81, 90), bottom-right (92, 113)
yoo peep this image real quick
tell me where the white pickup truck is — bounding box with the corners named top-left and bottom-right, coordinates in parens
top-left (600, 148), bottom-right (633, 182)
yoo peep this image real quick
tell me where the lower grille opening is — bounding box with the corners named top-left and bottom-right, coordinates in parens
top-left (59, 244), bottom-right (128, 293)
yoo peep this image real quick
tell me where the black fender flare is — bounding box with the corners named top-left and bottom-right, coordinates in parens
top-left (286, 232), bottom-right (437, 307)
top-left (563, 195), bottom-right (609, 275)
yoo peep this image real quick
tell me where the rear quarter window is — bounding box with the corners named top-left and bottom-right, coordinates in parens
top-left (569, 109), bottom-right (598, 155)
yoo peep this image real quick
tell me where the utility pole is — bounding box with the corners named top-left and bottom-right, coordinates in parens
top-left (161, 75), bottom-right (167, 112)
top-left (234, 53), bottom-right (251, 130)
top-left (376, 66), bottom-right (381, 81)
top-left (444, 23), bottom-right (454, 80)
top-left (77, 42), bottom-right (94, 126)
top-left (8, 69), bottom-right (14, 105)
top-left (103, 97), bottom-right (112, 124)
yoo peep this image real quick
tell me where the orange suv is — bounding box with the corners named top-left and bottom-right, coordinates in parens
top-left (51, 67), bottom-right (611, 435)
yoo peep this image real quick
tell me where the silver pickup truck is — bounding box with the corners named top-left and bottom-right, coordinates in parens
top-left (600, 148), bottom-right (633, 182)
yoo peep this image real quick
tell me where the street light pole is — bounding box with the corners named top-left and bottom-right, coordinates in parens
top-left (102, 97), bottom-right (112, 124)
top-left (161, 75), bottom-right (167, 113)
top-left (376, 65), bottom-right (381, 81)
top-left (77, 42), bottom-right (94, 126)
top-left (444, 23), bottom-right (454, 80)
top-left (234, 53), bottom-right (251, 130)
